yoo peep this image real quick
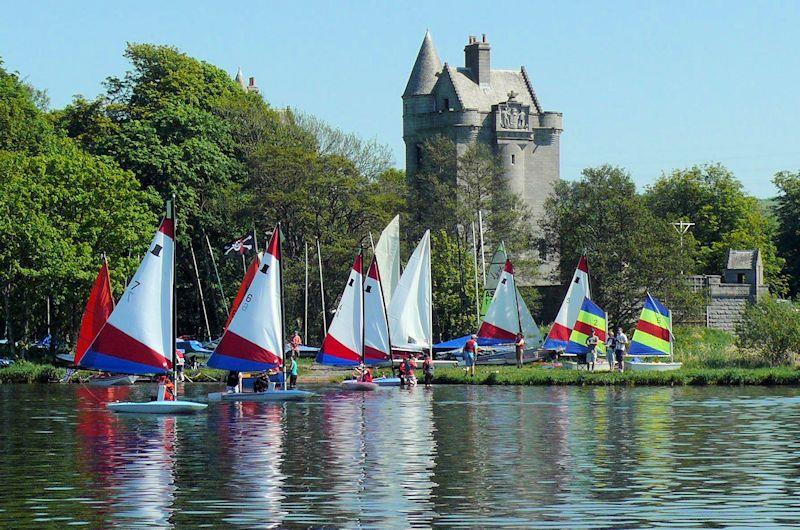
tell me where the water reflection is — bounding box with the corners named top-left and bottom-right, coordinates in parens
top-left (4, 384), bottom-right (800, 527)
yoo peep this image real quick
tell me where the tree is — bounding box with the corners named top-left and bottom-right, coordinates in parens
top-left (773, 171), bottom-right (800, 296)
top-left (0, 59), bottom-right (54, 154)
top-left (540, 165), bottom-right (697, 327)
top-left (431, 230), bottom-right (479, 341)
top-left (644, 164), bottom-right (785, 293)
top-left (738, 297), bottom-right (800, 366)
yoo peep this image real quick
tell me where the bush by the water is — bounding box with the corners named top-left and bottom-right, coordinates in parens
top-left (0, 361), bottom-right (65, 383)
top-left (433, 365), bottom-right (800, 386)
top-left (737, 297), bottom-right (800, 366)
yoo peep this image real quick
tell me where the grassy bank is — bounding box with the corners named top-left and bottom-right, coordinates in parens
top-left (0, 361), bottom-right (66, 383)
top-left (433, 365), bottom-right (800, 386)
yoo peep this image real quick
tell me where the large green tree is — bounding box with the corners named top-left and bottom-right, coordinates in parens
top-left (644, 164), bottom-right (785, 293)
top-left (773, 171), bottom-right (800, 296)
top-left (540, 165), bottom-right (698, 327)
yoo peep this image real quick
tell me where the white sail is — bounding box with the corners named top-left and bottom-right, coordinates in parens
top-left (363, 258), bottom-right (390, 362)
top-left (317, 255), bottom-right (364, 365)
top-left (485, 242), bottom-right (508, 291)
top-left (374, 215), bottom-right (400, 305)
top-left (478, 260), bottom-right (521, 340)
top-left (517, 291), bottom-right (543, 347)
top-left (542, 256), bottom-right (591, 350)
top-left (387, 230), bottom-right (432, 352)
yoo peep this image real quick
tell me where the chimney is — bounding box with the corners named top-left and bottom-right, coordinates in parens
top-left (246, 76), bottom-right (260, 94)
top-left (464, 34), bottom-right (490, 87)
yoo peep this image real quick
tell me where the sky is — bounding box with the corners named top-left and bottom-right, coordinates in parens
top-left (1, 0), bottom-right (798, 197)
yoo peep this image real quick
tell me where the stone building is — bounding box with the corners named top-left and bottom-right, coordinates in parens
top-left (402, 32), bottom-right (563, 283)
top-left (688, 249), bottom-right (769, 332)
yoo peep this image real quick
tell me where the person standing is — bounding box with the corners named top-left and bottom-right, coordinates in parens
top-left (463, 334), bottom-right (479, 378)
top-left (226, 370), bottom-right (242, 393)
top-left (514, 332), bottom-right (525, 369)
top-left (585, 329), bottom-right (599, 371)
top-left (290, 331), bottom-right (302, 357)
top-left (614, 327), bottom-right (629, 372)
top-left (423, 354), bottom-right (434, 387)
top-left (288, 353), bottom-right (299, 389)
top-left (605, 332), bottom-right (617, 372)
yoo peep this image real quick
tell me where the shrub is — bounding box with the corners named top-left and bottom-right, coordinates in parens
top-left (737, 297), bottom-right (800, 366)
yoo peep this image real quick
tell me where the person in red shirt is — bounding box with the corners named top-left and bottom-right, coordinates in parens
top-left (423, 354), bottom-right (434, 387)
top-left (463, 335), bottom-right (479, 377)
top-left (157, 375), bottom-right (175, 401)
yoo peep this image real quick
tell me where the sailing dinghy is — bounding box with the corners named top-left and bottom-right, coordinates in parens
top-left (387, 230), bottom-right (433, 357)
top-left (542, 256), bottom-right (591, 352)
top-left (624, 294), bottom-right (682, 372)
top-left (79, 201), bottom-right (206, 414)
top-left (317, 254), bottom-right (379, 391)
top-left (75, 258), bottom-right (138, 387)
top-left (207, 226), bottom-right (315, 401)
top-left (473, 259), bottom-right (543, 364)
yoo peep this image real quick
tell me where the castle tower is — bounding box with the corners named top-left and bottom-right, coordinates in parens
top-left (402, 32), bottom-right (563, 284)
top-left (234, 67), bottom-right (260, 94)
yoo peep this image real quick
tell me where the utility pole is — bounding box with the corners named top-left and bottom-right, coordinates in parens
top-left (672, 221), bottom-right (695, 275)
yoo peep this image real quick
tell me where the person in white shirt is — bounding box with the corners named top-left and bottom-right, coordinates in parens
top-left (614, 328), bottom-right (629, 372)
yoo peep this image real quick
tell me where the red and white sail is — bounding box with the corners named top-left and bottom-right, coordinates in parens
top-left (75, 258), bottom-right (115, 366)
top-left (478, 260), bottom-right (523, 340)
top-left (80, 212), bottom-right (175, 375)
top-left (207, 228), bottom-right (283, 371)
top-left (363, 258), bottom-right (391, 363)
top-left (542, 256), bottom-right (591, 350)
top-left (316, 254), bottom-right (364, 366)
top-left (225, 254), bottom-right (260, 330)
top-left (387, 230), bottom-right (432, 353)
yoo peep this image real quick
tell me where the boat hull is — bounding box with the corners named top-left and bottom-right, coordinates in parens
top-left (107, 400), bottom-right (207, 414)
top-left (213, 390), bottom-right (315, 402)
top-left (341, 380), bottom-right (378, 391)
top-left (86, 375), bottom-right (138, 387)
top-left (373, 377), bottom-right (401, 387)
top-left (624, 361), bottom-right (683, 372)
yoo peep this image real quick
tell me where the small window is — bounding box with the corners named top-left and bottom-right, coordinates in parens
top-left (511, 154), bottom-right (516, 165)
top-left (738, 273), bottom-right (747, 284)
top-left (443, 98), bottom-right (450, 110)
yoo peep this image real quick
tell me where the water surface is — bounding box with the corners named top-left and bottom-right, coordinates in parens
top-left (2, 383), bottom-right (800, 528)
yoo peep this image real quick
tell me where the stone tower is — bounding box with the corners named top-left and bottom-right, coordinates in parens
top-left (403, 32), bottom-right (563, 283)
top-left (234, 67), bottom-right (260, 94)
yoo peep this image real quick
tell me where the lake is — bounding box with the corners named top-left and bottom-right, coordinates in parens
top-left (2, 383), bottom-right (800, 528)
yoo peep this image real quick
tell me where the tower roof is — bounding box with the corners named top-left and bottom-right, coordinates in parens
top-left (404, 30), bottom-right (443, 97)
top-left (234, 67), bottom-right (247, 90)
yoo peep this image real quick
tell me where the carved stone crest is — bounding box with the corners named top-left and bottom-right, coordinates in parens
top-left (497, 91), bottom-right (529, 131)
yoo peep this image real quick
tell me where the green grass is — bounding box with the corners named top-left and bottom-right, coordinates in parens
top-left (433, 365), bottom-right (800, 386)
top-left (0, 361), bottom-right (66, 383)
top-left (672, 326), bottom-right (769, 368)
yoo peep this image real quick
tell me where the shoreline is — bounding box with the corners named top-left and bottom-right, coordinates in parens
top-left (2, 361), bottom-right (800, 387)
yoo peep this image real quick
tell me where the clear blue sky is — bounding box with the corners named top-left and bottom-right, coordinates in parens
top-left (2, 0), bottom-right (798, 197)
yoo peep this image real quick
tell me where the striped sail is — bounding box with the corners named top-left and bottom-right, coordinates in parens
top-left (316, 254), bottom-right (364, 366)
top-left (207, 227), bottom-right (283, 371)
top-left (75, 259), bottom-right (115, 366)
top-left (80, 211), bottom-right (175, 375)
top-left (543, 256), bottom-right (591, 350)
top-left (629, 294), bottom-right (672, 356)
top-left (565, 297), bottom-right (607, 354)
top-left (363, 258), bottom-right (391, 364)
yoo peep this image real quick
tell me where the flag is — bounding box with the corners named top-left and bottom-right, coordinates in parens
top-left (224, 233), bottom-right (254, 256)
top-left (629, 294), bottom-right (672, 356)
top-left (565, 297), bottom-right (607, 354)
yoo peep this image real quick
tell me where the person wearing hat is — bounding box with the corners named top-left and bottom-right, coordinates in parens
top-left (463, 334), bottom-right (480, 377)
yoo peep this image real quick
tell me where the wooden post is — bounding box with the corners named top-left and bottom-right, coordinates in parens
top-left (304, 241), bottom-right (309, 343)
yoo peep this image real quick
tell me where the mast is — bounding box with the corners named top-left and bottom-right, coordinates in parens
top-left (204, 233), bottom-right (229, 315)
top-left (360, 248), bottom-right (366, 365)
top-left (478, 211), bottom-right (487, 287)
top-left (169, 196), bottom-right (177, 381)
top-left (428, 234), bottom-right (433, 359)
top-left (304, 241), bottom-right (309, 344)
top-left (471, 222), bottom-right (480, 328)
top-left (189, 240), bottom-right (212, 341)
top-left (513, 270), bottom-right (523, 337)
top-left (278, 223), bottom-right (287, 390)
top-left (253, 224), bottom-right (259, 253)
top-left (317, 239), bottom-right (328, 336)
top-left (369, 232), bottom-right (393, 364)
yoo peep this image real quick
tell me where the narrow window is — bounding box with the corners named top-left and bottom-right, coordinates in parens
top-left (443, 98), bottom-right (450, 110)
top-left (511, 154), bottom-right (516, 165)
top-left (738, 273), bottom-right (747, 284)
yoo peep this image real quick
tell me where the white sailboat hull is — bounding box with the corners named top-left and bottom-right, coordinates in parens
top-left (373, 376), bottom-right (401, 386)
top-left (214, 390), bottom-right (315, 402)
top-left (86, 375), bottom-right (138, 387)
top-left (624, 361), bottom-right (683, 372)
top-left (107, 400), bottom-right (207, 414)
top-left (341, 380), bottom-right (379, 391)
